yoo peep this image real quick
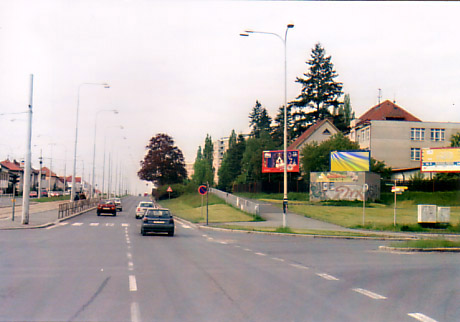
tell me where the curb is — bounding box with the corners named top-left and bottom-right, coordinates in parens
top-left (379, 245), bottom-right (460, 252)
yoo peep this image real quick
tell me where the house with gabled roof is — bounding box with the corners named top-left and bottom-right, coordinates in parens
top-left (350, 100), bottom-right (460, 178)
top-left (288, 118), bottom-right (340, 151)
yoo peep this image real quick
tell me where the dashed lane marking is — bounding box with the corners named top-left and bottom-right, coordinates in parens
top-left (352, 288), bottom-right (387, 300)
top-left (122, 223), bottom-right (130, 227)
top-left (129, 275), bottom-right (137, 292)
top-left (316, 273), bottom-right (339, 281)
top-left (408, 313), bottom-right (438, 322)
top-left (290, 263), bottom-right (309, 270)
top-left (72, 223), bottom-right (83, 226)
top-left (271, 257), bottom-right (285, 262)
top-left (131, 302), bottom-right (141, 322)
top-left (105, 223), bottom-right (115, 227)
top-left (255, 252), bottom-right (267, 256)
top-left (89, 223), bottom-right (99, 226)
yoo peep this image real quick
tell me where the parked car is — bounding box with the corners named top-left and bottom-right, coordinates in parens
top-left (135, 201), bottom-right (154, 219)
top-left (113, 198), bottom-right (122, 211)
top-left (29, 191), bottom-right (38, 198)
top-left (141, 208), bottom-right (174, 236)
top-left (97, 200), bottom-right (117, 216)
top-left (41, 190), bottom-right (48, 197)
top-left (50, 191), bottom-right (62, 197)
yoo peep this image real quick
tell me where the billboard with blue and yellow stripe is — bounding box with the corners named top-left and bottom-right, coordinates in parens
top-left (330, 150), bottom-right (370, 172)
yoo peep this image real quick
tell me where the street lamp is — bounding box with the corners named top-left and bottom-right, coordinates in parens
top-left (91, 109), bottom-right (118, 198)
top-left (70, 82), bottom-right (110, 202)
top-left (241, 23), bottom-right (294, 228)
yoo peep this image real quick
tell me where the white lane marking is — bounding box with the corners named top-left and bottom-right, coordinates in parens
top-left (219, 241), bottom-right (228, 245)
top-left (131, 302), bottom-right (141, 322)
top-left (106, 223), bottom-right (114, 227)
top-left (408, 313), bottom-right (438, 322)
top-left (290, 263), bottom-right (309, 270)
top-left (255, 252), bottom-right (266, 256)
top-left (316, 273), bottom-right (339, 281)
top-left (127, 253), bottom-right (132, 260)
top-left (90, 223), bottom-right (99, 226)
top-left (181, 224), bottom-right (191, 229)
top-left (271, 257), bottom-right (285, 262)
top-left (72, 223), bottom-right (83, 226)
top-left (202, 234), bottom-right (208, 237)
top-left (353, 288), bottom-right (387, 300)
top-left (60, 222), bottom-right (69, 226)
top-left (243, 248), bottom-right (252, 252)
top-left (234, 245), bottom-right (241, 248)
top-left (122, 223), bottom-right (129, 227)
top-left (129, 275), bottom-right (137, 291)
top-left (128, 261), bottom-right (134, 270)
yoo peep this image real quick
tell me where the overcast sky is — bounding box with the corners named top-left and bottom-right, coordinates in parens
top-left (1, 0), bottom-right (459, 193)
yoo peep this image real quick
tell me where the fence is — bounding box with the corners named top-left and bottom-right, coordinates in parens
top-left (209, 188), bottom-right (260, 216)
top-left (58, 198), bottom-right (100, 219)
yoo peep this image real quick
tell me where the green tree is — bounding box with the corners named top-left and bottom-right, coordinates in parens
top-left (291, 43), bottom-right (343, 139)
top-left (334, 93), bottom-right (355, 133)
top-left (249, 100), bottom-right (272, 138)
top-left (192, 136), bottom-right (215, 186)
top-left (271, 105), bottom-right (294, 148)
top-left (218, 133), bottom-right (246, 191)
top-left (450, 132), bottom-right (460, 147)
top-left (236, 131), bottom-right (277, 184)
top-left (138, 133), bottom-right (187, 185)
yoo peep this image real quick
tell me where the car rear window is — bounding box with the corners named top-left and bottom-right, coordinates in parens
top-left (145, 210), bottom-right (171, 218)
top-left (140, 203), bottom-right (153, 207)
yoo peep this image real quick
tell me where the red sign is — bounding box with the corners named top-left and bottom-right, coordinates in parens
top-left (198, 185), bottom-right (207, 195)
top-left (166, 186), bottom-right (173, 192)
top-left (262, 150), bottom-right (300, 173)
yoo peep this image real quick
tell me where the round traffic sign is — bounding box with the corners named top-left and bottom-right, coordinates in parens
top-left (198, 185), bottom-right (207, 195)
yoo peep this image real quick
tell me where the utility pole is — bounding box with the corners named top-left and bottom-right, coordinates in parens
top-left (22, 74), bottom-right (33, 225)
top-left (38, 150), bottom-right (42, 198)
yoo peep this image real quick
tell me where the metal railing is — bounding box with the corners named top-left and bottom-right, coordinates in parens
top-left (209, 188), bottom-right (260, 216)
top-left (58, 198), bottom-right (100, 219)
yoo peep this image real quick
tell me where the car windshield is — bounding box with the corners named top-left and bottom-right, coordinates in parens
top-left (140, 203), bottom-right (153, 207)
top-left (102, 200), bottom-right (114, 205)
top-left (145, 210), bottom-right (171, 218)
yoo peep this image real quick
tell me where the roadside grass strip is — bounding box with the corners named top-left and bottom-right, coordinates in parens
top-left (352, 288), bottom-right (387, 300)
top-left (408, 313), bottom-right (438, 322)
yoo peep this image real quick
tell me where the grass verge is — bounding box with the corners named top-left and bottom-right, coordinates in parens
top-left (389, 239), bottom-right (460, 249)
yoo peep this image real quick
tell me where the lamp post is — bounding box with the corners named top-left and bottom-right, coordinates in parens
top-left (240, 24), bottom-right (294, 227)
top-left (70, 82), bottom-right (110, 202)
top-left (91, 109), bottom-right (118, 199)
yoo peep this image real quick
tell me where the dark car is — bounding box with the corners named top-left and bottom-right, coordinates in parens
top-left (141, 208), bottom-right (174, 236)
top-left (97, 200), bottom-right (117, 216)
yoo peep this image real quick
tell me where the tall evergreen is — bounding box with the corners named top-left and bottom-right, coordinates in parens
top-left (271, 105), bottom-right (294, 148)
top-left (291, 43), bottom-right (343, 139)
top-left (249, 100), bottom-right (272, 138)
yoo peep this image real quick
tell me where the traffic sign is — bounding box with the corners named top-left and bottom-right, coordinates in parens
top-left (166, 186), bottom-right (173, 193)
top-left (198, 185), bottom-right (207, 195)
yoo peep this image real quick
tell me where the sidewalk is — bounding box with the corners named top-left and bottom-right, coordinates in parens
top-left (0, 201), bottom-right (88, 230)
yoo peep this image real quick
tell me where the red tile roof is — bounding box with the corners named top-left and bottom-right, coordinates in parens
top-left (41, 167), bottom-right (57, 177)
top-left (358, 100), bottom-right (421, 123)
top-left (288, 119), bottom-right (337, 150)
top-left (65, 176), bottom-right (81, 183)
top-left (1, 159), bottom-right (23, 171)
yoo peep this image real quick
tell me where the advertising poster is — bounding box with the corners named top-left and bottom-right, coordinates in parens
top-left (421, 147), bottom-right (460, 172)
top-left (262, 150), bottom-right (300, 173)
top-left (330, 150), bottom-right (370, 172)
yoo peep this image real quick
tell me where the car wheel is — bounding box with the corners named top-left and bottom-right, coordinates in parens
top-left (168, 230), bottom-right (174, 237)
top-left (113, 212), bottom-right (116, 216)
top-left (141, 229), bottom-right (146, 236)
top-left (97, 212), bottom-right (100, 216)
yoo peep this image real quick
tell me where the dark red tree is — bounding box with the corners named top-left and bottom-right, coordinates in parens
top-left (138, 133), bottom-right (187, 185)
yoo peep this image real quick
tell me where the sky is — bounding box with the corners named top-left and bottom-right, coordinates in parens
top-left (1, 0), bottom-right (460, 194)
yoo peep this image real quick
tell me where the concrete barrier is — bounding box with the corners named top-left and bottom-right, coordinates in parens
top-left (209, 188), bottom-right (260, 216)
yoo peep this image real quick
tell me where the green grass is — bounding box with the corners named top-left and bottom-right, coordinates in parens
top-left (159, 193), bottom-right (257, 224)
top-left (390, 239), bottom-right (460, 249)
top-left (33, 196), bottom-right (70, 202)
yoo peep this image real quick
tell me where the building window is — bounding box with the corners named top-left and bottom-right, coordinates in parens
top-left (411, 128), bottom-right (425, 141)
top-left (411, 148), bottom-right (421, 161)
top-left (430, 128), bottom-right (445, 142)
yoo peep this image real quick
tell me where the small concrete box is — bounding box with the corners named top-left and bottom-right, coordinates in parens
top-left (417, 205), bottom-right (437, 223)
top-left (437, 207), bottom-right (450, 223)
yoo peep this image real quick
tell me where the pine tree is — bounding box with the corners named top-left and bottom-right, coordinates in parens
top-left (249, 100), bottom-right (272, 138)
top-left (271, 105), bottom-right (294, 148)
top-left (291, 43), bottom-right (343, 139)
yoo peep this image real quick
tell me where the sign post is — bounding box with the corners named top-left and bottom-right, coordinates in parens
top-left (362, 184), bottom-right (368, 226)
top-left (166, 186), bottom-right (172, 199)
top-left (391, 184), bottom-right (408, 227)
top-left (198, 185), bottom-right (208, 225)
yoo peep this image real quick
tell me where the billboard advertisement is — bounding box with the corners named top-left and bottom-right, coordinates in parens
top-left (262, 150), bottom-right (300, 173)
top-left (421, 147), bottom-right (460, 172)
top-left (330, 150), bottom-right (370, 172)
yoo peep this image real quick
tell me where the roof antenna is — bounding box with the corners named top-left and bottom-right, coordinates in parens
top-left (377, 88), bottom-right (382, 108)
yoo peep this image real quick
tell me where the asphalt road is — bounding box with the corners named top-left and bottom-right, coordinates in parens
top-left (0, 196), bottom-right (458, 322)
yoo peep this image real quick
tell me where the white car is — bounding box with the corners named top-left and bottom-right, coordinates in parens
top-left (113, 198), bottom-right (122, 211)
top-left (135, 201), bottom-right (154, 219)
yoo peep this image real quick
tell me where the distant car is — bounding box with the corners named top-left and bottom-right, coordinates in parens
top-left (41, 190), bottom-right (48, 197)
top-left (29, 191), bottom-right (38, 198)
top-left (141, 208), bottom-right (174, 236)
top-left (97, 200), bottom-right (117, 216)
top-left (113, 198), bottom-right (122, 211)
top-left (50, 191), bottom-right (62, 197)
top-left (135, 201), bottom-right (154, 219)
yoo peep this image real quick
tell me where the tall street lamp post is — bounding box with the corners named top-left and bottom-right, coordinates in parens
top-left (240, 24), bottom-right (294, 227)
top-left (91, 109), bottom-right (118, 199)
top-left (70, 82), bottom-right (110, 202)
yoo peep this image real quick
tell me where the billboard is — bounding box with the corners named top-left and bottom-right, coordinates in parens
top-left (330, 150), bottom-right (370, 172)
top-left (262, 150), bottom-right (300, 173)
top-left (421, 147), bottom-right (460, 172)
